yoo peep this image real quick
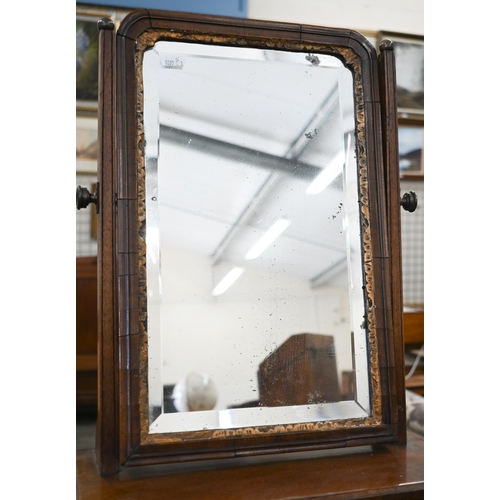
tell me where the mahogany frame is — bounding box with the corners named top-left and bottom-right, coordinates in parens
top-left (96, 9), bottom-right (406, 475)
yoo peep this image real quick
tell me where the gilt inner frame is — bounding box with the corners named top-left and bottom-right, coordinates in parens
top-left (132, 29), bottom-right (383, 445)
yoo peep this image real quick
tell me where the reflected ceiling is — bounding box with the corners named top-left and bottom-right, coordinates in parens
top-left (154, 43), bottom-right (356, 287)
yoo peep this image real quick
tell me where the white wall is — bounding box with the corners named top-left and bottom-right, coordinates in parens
top-left (248, 0), bottom-right (423, 35)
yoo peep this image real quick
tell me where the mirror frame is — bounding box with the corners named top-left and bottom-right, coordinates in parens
top-left (95, 9), bottom-right (406, 475)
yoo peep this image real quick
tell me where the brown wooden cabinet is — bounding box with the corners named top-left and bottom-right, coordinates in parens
top-left (76, 257), bottom-right (98, 411)
top-left (403, 310), bottom-right (424, 395)
top-left (403, 310), bottom-right (424, 347)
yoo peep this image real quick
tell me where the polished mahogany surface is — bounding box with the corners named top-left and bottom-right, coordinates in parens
top-left (77, 431), bottom-right (423, 499)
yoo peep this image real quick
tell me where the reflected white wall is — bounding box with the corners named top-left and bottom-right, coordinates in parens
top-left (160, 244), bottom-right (352, 410)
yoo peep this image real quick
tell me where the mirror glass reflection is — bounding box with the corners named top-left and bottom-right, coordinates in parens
top-left (143, 41), bottom-right (370, 433)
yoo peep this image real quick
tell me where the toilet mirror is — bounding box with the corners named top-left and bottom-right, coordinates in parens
top-left (96, 9), bottom-right (406, 472)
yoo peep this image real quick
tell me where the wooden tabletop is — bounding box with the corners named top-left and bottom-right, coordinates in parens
top-left (76, 431), bottom-right (423, 499)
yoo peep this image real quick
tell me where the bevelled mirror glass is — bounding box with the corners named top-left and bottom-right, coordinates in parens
top-left (96, 9), bottom-right (405, 472)
top-left (144, 41), bottom-right (371, 433)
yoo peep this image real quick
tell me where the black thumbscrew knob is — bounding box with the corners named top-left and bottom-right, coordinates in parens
top-left (76, 185), bottom-right (98, 211)
top-left (400, 191), bottom-right (418, 212)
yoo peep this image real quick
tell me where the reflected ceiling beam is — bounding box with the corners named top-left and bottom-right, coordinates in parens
top-left (211, 172), bottom-right (281, 265)
top-left (160, 83), bottom-right (340, 180)
top-left (285, 84), bottom-right (340, 159)
top-left (160, 82), bottom-right (342, 267)
top-left (310, 259), bottom-right (347, 288)
top-left (160, 126), bottom-right (321, 180)
top-left (204, 85), bottom-right (339, 266)
top-left (160, 126), bottom-right (319, 266)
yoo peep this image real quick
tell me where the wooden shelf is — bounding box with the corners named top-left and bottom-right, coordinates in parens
top-left (406, 370), bottom-right (424, 396)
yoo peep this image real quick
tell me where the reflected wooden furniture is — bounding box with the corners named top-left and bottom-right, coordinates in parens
top-left (258, 333), bottom-right (340, 406)
top-left (76, 431), bottom-right (423, 499)
top-left (76, 257), bottom-right (98, 411)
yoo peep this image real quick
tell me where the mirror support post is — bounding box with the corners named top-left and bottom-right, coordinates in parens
top-left (378, 39), bottom-right (407, 444)
top-left (96, 17), bottom-right (120, 475)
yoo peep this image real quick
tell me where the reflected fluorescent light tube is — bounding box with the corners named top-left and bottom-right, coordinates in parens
top-left (244, 218), bottom-right (291, 260)
top-left (305, 151), bottom-right (345, 195)
top-left (146, 227), bottom-right (159, 265)
top-left (212, 267), bottom-right (245, 296)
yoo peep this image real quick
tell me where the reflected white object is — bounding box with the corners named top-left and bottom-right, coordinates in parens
top-left (305, 151), bottom-right (345, 195)
top-left (173, 372), bottom-right (218, 412)
top-left (211, 267), bottom-right (245, 296)
top-left (244, 218), bottom-right (291, 260)
top-left (172, 380), bottom-right (188, 412)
